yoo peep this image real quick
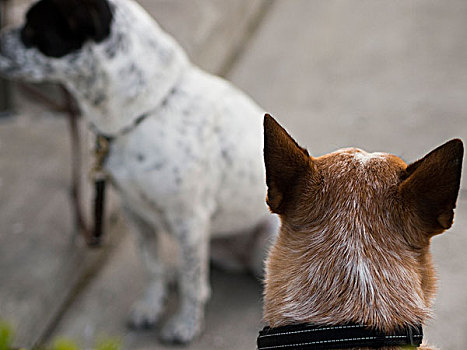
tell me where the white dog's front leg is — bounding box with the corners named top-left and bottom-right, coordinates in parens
top-left (124, 208), bottom-right (167, 329)
top-left (160, 215), bottom-right (211, 344)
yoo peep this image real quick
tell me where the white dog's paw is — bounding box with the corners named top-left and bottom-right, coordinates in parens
top-left (127, 281), bottom-right (167, 329)
top-left (127, 296), bottom-right (165, 329)
top-left (159, 306), bottom-right (204, 344)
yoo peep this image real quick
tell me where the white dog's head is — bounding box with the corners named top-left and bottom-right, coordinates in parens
top-left (0, 0), bottom-right (113, 81)
top-left (0, 0), bottom-right (188, 134)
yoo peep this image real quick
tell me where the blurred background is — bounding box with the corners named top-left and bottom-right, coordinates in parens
top-left (0, 0), bottom-right (466, 349)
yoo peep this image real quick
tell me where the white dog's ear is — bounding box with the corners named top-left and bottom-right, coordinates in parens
top-left (53, 0), bottom-right (113, 42)
top-left (263, 114), bottom-right (315, 214)
top-left (21, 0), bottom-right (113, 58)
top-left (400, 139), bottom-right (463, 233)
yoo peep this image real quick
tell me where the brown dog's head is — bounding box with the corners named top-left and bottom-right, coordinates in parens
top-left (263, 114), bottom-right (463, 331)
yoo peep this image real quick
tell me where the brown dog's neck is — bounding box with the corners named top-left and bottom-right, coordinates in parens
top-left (264, 221), bottom-right (432, 332)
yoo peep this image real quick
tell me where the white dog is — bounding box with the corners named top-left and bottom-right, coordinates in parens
top-left (0, 0), bottom-right (277, 343)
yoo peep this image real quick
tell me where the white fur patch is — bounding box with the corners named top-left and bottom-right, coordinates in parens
top-left (353, 150), bottom-right (386, 165)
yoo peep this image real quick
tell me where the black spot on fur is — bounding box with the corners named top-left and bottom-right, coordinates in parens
top-left (146, 161), bottom-right (165, 171)
top-left (105, 31), bottom-right (124, 58)
top-left (221, 148), bottom-right (232, 165)
top-left (183, 144), bottom-right (192, 157)
top-left (21, 0), bottom-right (113, 58)
top-left (93, 93), bottom-right (106, 105)
top-left (137, 153), bottom-right (145, 162)
top-left (173, 167), bottom-right (182, 186)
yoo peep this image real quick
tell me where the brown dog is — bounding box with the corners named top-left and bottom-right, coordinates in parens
top-left (259, 114), bottom-right (463, 350)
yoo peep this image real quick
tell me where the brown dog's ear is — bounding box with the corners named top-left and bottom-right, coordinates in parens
top-left (400, 139), bottom-right (464, 233)
top-left (263, 114), bottom-right (314, 214)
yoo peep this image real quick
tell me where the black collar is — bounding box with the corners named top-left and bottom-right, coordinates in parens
top-left (90, 111), bottom-right (152, 143)
top-left (257, 323), bottom-right (423, 349)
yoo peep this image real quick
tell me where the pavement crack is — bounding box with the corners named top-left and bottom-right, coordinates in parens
top-left (218, 0), bottom-right (276, 78)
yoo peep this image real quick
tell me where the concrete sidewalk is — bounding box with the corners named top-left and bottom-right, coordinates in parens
top-left (1, 1), bottom-right (466, 349)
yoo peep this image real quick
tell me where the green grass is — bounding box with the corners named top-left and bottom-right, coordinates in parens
top-left (94, 338), bottom-right (121, 350)
top-left (51, 338), bottom-right (79, 350)
top-left (0, 321), bottom-right (14, 350)
top-left (0, 320), bottom-right (121, 350)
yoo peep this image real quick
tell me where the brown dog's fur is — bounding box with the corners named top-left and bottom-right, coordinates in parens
top-left (262, 114), bottom-right (463, 349)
